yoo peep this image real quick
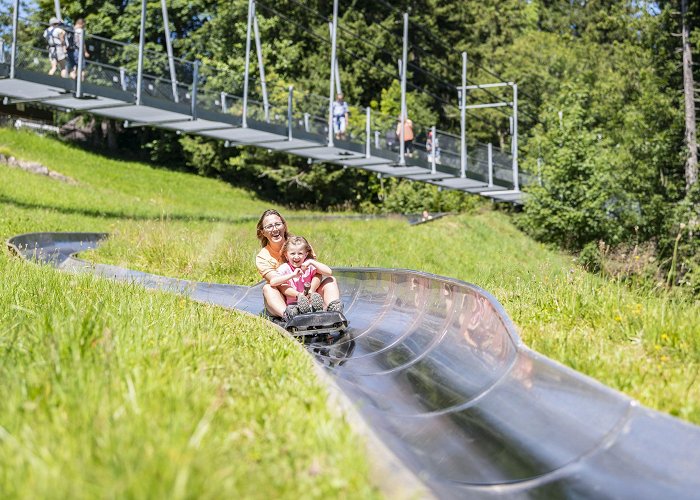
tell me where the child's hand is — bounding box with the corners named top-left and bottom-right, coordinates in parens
top-left (301, 260), bottom-right (313, 271)
top-left (292, 267), bottom-right (303, 277)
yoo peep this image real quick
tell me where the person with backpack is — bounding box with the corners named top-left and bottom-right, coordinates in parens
top-left (67, 18), bottom-right (90, 80)
top-left (43, 17), bottom-right (67, 77)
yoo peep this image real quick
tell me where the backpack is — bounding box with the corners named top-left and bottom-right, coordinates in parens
top-left (43, 27), bottom-right (56, 47)
top-left (63, 25), bottom-right (75, 50)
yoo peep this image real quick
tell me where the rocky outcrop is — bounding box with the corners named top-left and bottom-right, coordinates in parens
top-left (0, 153), bottom-right (78, 184)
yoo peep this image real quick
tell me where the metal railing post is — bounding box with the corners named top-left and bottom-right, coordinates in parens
top-left (161, 0), bottom-right (179, 103)
top-left (10, 0), bottom-right (19, 79)
top-left (287, 85), bottom-right (294, 140)
top-left (220, 92), bottom-right (227, 113)
top-left (399, 12), bottom-right (408, 166)
top-left (119, 67), bottom-right (127, 91)
top-left (191, 60), bottom-right (199, 119)
top-left (328, 22), bottom-right (341, 95)
top-left (460, 51), bottom-right (467, 178)
top-left (487, 143), bottom-right (493, 187)
top-left (75, 30), bottom-right (86, 98)
top-left (242, 0), bottom-right (254, 127)
top-left (252, 5), bottom-right (269, 122)
top-left (136, 0), bottom-right (147, 105)
top-left (327, 0), bottom-right (339, 146)
top-left (366, 107), bottom-right (371, 158)
top-left (431, 125), bottom-right (437, 175)
top-left (512, 82), bottom-right (519, 191)
top-left (0, 41), bottom-right (5, 64)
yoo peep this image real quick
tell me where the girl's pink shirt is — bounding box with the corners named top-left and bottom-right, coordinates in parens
top-left (276, 261), bottom-right (317, 304)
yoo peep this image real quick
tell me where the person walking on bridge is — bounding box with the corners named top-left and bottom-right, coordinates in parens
top-left (332, 93), bottom-right (349, 141)
top-left (43, 17), bottom-right (67, 78)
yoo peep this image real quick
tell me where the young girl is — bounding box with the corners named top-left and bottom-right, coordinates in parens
top-left (268, 235), bottom-right (336, 320)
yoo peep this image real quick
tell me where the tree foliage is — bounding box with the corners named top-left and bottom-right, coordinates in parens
top-left (22, 0), bottom-right (700, 291)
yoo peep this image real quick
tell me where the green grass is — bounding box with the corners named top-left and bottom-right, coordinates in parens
top-left (2, 127), bottom-right (700, 496)
top-left (0, 129), bottom-right (379, 498)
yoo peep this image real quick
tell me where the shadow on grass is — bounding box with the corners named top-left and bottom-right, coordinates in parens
top-left (0, 194), bottom-right (259, 224)
top-left (0, 194), bottom-right (422, 225)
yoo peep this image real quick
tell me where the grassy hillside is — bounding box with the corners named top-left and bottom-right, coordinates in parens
top-left (0, 129), bottom-right (378, 497)
top-left (1, 127), bottom-right (699, 495)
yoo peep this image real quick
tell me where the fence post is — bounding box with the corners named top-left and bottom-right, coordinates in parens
top-left (75, 29), bottom-right (86, 98)
top-left (460, 51), bottom-right (467, 178)
top-left (512, 82), bottom-right (519, 191)
top-left (366, 107), bottom-right (371, 158)
top-left (161, 0), bottom-right (179, 103)
top-left (399, 12), bottom-right (408, 166)
top-left (242, 0), bottom-right (254, 127)
top-left (287, 85), bottom-right (293, 140)
top-left (253, 5), bottom-right (269, 122)
top-left (10, 0), bottom-right (19, 79)
top-left (119, 67), bottom-right (127, 91)
top-left (327, 0), bottom-right (339, 147)
top-left (135, 0), bottom-right (147, 105)
top-left (488, 143), bottom-right (493, 187)
top-left (431, 125), bottom-right (437, 175)
top-left (191, 60), bottom-right (199, 120)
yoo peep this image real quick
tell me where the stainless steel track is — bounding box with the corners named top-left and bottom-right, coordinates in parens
top-left (8, 232), bottom-right (700, 499)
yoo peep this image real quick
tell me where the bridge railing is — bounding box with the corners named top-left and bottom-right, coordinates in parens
top-left (3, 15), bottom-right (528, 194)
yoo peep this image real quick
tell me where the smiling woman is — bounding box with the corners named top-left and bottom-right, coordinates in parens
top-left (254, 209), bottom-right (341, 319)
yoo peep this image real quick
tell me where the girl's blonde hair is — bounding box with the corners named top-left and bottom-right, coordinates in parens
top-left (256, 209), bottom-right (289, 247)
top-left (282, 235), bottom-right (313, 261)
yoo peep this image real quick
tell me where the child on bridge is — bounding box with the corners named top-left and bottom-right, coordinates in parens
top-left (268, 235), bottom-right (334, 321)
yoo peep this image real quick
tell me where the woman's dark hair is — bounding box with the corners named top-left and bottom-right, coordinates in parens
top-left (256, 209), bottom-right (289, 247)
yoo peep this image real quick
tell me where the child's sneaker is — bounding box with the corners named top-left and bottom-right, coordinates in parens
top-left (297, 294), bottom-right (311, 314)
top-left (309, 292), bottom-right (324, 312)
top-left (326, 299), bottom-right (344, 313)
top-left (283, 305), bottom-right (299, 322)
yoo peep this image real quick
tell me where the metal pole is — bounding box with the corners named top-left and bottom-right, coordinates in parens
top-left (327, 0), bottom-right (339, 146)
top-left (512, 82), bottom-right (519, 191)
top-left (399, 12), bottom-right (408, 166)
top-left (220, 91), bottom-right (227, 113)
top-left (191, 60), bottom-right (199, 120)
top-left (54, 0), bottom-right (61, 20)
top-left (120, 67), bottom-right (127, 91)
top-left (0, 41), bottom-right (4, 64)
top-left (287, 85), bottom-right (293, 140)
top-left (75, 30), bottom-right (86, 98)
top-left (328, 22), bottom-right (341, 95)
top-left (460, 51), bottom-right (467, 178)
top-left (487, 143), bottom-right (493, 187)
top-left (136, 0), bottom-right (147, 105)
top-left (365, 107), bottom-right (371, 158)
top-left (10, 0), bottom-right (19, 79)
top-left (253, 6), bottom-right (269, 122)
top-left (431, 125), bottom-right (436, 175)
top-left (161, 0), bottom-right (179, 103)
top-left (242, 0), bottom-right (254, 128)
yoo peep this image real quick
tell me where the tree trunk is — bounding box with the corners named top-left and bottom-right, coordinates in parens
top-left (682, 0), bottom-right (698, 191)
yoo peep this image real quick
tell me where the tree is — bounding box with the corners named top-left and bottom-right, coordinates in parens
top-left (681, 0), bottom-right (698, 192)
